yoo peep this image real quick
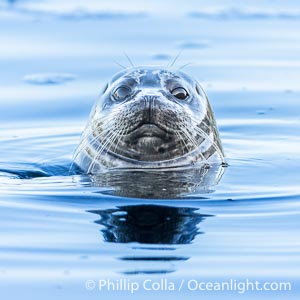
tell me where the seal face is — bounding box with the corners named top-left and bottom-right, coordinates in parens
top-left (74, 66), bottom-right (225, 174)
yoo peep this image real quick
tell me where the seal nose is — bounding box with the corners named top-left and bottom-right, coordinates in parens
top-left (143, 95), bottom-right (158, 123)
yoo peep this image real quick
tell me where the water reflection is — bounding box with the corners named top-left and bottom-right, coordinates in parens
top-left (90, 163), bottom-right (226, 199)
top-left (89, 205), bottom-right (213, 274)
top-left (89, 205), bottom-right (212, 244)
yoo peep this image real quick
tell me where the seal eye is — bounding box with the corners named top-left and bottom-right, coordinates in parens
top-left (171, 87), bottom-right (189, 100)
top-left (113, 86), bottom-right (132, 101)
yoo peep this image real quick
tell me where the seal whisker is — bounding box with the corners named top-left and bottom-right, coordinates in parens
top-left (96, 125), bottom-right (123, 155)
top-left (75, 119), bottom-right (116, 154)
top-left (178, 123), bottom-right (208, 163)
top-left (189, 116), bottom-right (224, 159)
top-left (106, 127), bottom-right (123, 154)
top-left (73, 118), bottom-right (118, 161)
top-left (113, 126), bottom-right (127, 153)
top-left (123, 52), bottom-right (134, 67)
top-left (178, 62), bottom-right (193, 70)
top-left (113, 60), bottom-right (127, 70)
top-left (87, 129), bottom-right (119, 173)
top-left (89, 126), bottom-right (124, 172)
top-left (168, 49), bottom-right (183, 68)
top-left (174, 130), bottom-right (189, 156)
top-left (80, 115), bottom-right (115, 138)
top-left (69, 127), bottom-right (114, 174)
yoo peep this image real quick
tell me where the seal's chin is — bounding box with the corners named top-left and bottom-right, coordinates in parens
top-left (129, 124), bottom-right (170, 155)
top-left (110, 123), bottom-right (184, 162)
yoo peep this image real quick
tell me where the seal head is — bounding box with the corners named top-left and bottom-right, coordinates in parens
top-left (74, 66), bottom-right (225, 173)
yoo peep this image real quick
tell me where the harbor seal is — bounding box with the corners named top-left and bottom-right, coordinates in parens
top-left (73, 66), bottom-right (225, 174)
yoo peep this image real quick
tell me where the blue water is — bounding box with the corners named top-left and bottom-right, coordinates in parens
top-left (0, 1), bottom-right (300, 299)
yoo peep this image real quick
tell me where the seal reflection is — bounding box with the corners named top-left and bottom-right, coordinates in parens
top-left (89, 163), bottom-right (226, 199)
top-left (89, 205), bottom-right (213, 274)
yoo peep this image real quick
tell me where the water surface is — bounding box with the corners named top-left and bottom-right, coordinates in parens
top-left (0, 0), bottom-right (300, 299)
